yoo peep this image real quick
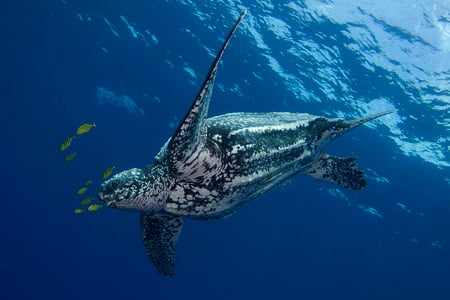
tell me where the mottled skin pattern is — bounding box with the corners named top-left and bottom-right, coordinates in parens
top-left (140, 214), bottom-right (182, 276)
top-left (98, 10), bottom-right (394, 276)
top-left (163, 112), bottom-right (374, 219)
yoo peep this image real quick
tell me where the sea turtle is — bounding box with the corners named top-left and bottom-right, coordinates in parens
top-left (98, 10), bottom-right (394, 276)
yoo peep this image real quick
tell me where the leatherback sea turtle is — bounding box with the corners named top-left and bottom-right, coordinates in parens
top-left (98, 10), bottom-right (394, 276)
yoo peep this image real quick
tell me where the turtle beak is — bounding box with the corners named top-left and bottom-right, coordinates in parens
top-left (97, 192), bottom-right (116, 208)
top-left (103, 199), bottom-right (116, 208)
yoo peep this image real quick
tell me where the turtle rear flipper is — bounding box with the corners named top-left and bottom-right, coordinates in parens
top-left (308, 153), bottom-right (366, 190)
top-left (140, 213), bottom-right (183, 276)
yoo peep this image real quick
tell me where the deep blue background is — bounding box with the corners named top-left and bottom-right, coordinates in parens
top-left (2, 1), bottom-right (449, 299)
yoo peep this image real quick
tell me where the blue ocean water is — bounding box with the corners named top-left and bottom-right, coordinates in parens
top-left (2, 0), bottom-right (450, 299)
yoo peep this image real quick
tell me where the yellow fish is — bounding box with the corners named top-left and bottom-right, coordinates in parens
top-left (84, 180), bottom-right (93, 186)
top-left (102, 166), bottom-right (116, 179)
top-left (77, 187), bottom-right (88, 195)
top-left (74, 208), bottom-right (84, 214)
top-left (59, 135), bottom-right (76, 151)
top-left (88, 204), bottom-right (102, 212)
top-left (80, 197), bottom-right (94, 205)
top-left (64, 152), bottom-right (76, 162)
top-left (76, 122), bottom-right (96, 135)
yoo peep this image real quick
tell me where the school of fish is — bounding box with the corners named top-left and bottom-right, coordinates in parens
top-left (59, 122), bottom-right (115, 214)
top-left (59, 122), bottom-right (96, 156)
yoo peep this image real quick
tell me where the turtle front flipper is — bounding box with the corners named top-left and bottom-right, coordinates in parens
top-left (167, 10), bottom-right (246, 175)
top-left (140, 213), bottom-right (183, 276)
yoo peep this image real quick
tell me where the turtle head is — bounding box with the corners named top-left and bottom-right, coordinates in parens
top-left (98, 167), bottom-right (166, 212)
